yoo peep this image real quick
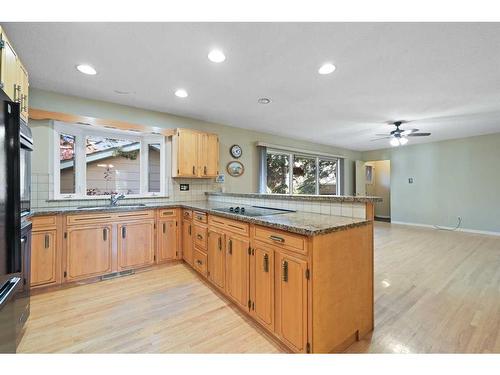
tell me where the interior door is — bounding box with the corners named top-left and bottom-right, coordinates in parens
top-left (157, 219), bottom-right (178, 262)
top-left (31, 230), bottom-right (57, 287)
top-left (355, 160), bottom-right (367, 196)
top-left (118, 220), bottom-right (155, 270)
top-left (182, 219), bottom-right (193, 265)
top-left (66, 224), bottom-right (112, 282)
top-left (275, 251), bottom-right (308, 353)
top-left (207, 229), bottom-right (225, 289)
top-left (225, 235), bottom-right (250, 309)
top-left (252, 245), bottom-right (274, 330)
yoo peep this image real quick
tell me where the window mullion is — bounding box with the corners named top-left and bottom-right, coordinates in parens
top-left (289, 153), bottom-right (294, 195)
top-left (316, 157), bottom-right (320, 195)
top-left (76, 132), bottom-right (86, 198)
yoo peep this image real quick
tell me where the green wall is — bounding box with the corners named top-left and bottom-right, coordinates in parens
top-left (362, 133), bottom-right (500, 233)
top-left (29, 88), bottom-right (361, 194)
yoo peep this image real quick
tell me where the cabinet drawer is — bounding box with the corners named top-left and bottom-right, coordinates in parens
top-left (193, 248), bottom-right (208, 277)
top-left (158, 208), bottom-right (177, 218)
top-left (193, 211), bottom-right (207, 224)
top-left (66, 212), bottom-right (115, 226)
top-left (193, 225), bottom-right (207, 250)
top-left (254, 226), bottom-right (307, 255)
top-left (115, 210), bottom-right (155, 221)
top-left (182, 210), bottom-right (193, 220)
top-left (30, 215), bottom-right (57, 230)
top-left (209, 215), bottom-right (249, 236)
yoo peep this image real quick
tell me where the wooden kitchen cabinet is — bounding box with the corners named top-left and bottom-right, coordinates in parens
top-left (65, 224), bottom-right (113, 282)
top-left (250, 244), bottom-right (275, 331)
top-left (17, 59), bottom-right (29, 122)
top-left (207, 228), bottom-right (225, 289)
top-left (172, 128), bottom-right (219, 178)
top-left (117, 220), bottom-right (155, 270)
top-left (182, 217), bottom-right (193, 265)
top-left (31, 230), bottom-right (57, 287)
top-left (275, 251), bottom-right (308, 353)
top-left (225, 234), bottom-right (250, 310)
top-left (0, 26), bottom-right (18, 101)
top-left (157, 218), bottom-right (179, 263)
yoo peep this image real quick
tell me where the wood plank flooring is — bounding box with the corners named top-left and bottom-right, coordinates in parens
top-left (18, 222), bottom-right (500, 353)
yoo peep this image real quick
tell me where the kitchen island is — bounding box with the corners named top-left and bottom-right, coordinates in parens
top-left (28, 194), bottom-right (380, 353)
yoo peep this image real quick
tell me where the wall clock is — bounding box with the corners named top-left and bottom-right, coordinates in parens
top-left (230, 144), bottom-right (242, 159)
top-left (226, 161), bottom-right (245, 177)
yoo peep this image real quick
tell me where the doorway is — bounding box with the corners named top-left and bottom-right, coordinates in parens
top-left (355, 160), bottom-right (391, 222)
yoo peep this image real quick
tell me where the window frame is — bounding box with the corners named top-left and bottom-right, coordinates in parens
top-left (266, 148), bottom-right (341, 195)
top-left (52, 121), bottom-right (167, 199)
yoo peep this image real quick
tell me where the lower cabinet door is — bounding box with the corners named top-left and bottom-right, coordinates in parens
top-left (225, 235), bottom-right (250, 309)
top-left (157, 219), bottom-right (178, 263)
top-left (207, 229), bottom-right (225, 289)
top-left (31, 230), bottom-right (57, 287)
top-left (118, 220), bottom-right (155, 270)
top-left (275, 251), bottom-right (308, 353)
top-left (252, 245), bottom-right (274, 331)
top-left (66, 224), bottom-right (113, 282)
top-left (182, 219), bottom-right (193, 265)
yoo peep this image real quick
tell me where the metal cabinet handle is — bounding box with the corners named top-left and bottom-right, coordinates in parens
top-left (122, 226), bottom-right (126, 239)
top-left (270, 235), bottom-right (285, 243)
top-left (282, 260), bottom-right (288, 282)
top-left (103, 228), bottom-right (108, 241)
top-left (218, 236), bottom-right (222, 250)
top-left (204, 166), bottom-right (207, 175)
top-left (188, 225), bottom-right (192, 235)
top-left (228, 239), bottom-right (232, 255)
top-left (263, 254), bottom-right (269, 273)
top-left (163, 222), bottom-right (166, 234)
top-left (192, 165), bottom-right (196, 175)
top-left (44, 234), bottom-right (50, 249)
top-left (22, 94), bottom-right (28, 112)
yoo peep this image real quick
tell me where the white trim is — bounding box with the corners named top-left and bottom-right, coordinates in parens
top-left (256, 141), bottom-right (345, 159)
top-left (51, 121), bottom-right (167, 199)
top-left (391, 221), bottom-right (500, 237)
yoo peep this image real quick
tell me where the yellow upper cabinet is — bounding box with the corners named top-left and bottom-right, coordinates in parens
top-left (172, 128), bottom-right (219, 178)
top-left (0, 25), bottom-right (29, 121)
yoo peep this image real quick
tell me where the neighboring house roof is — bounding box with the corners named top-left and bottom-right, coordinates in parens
top-left (60, 142), bottom-right (142, 170)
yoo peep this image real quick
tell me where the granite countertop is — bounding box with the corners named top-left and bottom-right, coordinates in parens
top-left (30, 200), bottom-right (370, 236)
top-left (205, 191), bottom-right (382, 203)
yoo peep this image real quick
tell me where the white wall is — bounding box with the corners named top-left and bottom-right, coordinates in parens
top-left (362, 133), bottom-right (500, 233)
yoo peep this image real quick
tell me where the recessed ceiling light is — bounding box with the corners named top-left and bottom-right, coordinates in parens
top-left (76, 64), bottom-right (97, 75)
top-left (175, 89), bottom-right (188, 98)
top-left (208, 49), bottom-right (226, 63)
top-left (318, 63), bottom-right (336, 75)
top-left (257, 98), bottom-right (271, 104)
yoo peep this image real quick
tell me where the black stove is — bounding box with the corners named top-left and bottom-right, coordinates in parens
top-left (213, 205), bottom-right (294, 217)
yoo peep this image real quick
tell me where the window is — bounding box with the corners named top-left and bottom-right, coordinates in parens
top-left (265, 149), bottom-right (340, 195)
top-left (53, 122), bottom-right (167, 198)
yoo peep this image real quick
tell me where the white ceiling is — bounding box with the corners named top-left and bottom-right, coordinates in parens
top-left (4, 22), bottom-right (500, 151)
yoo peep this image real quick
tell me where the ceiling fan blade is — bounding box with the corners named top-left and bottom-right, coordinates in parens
top-left (371, 136), bottom-right (392, 141)
top-left (402, 128), bottom-right (419, 135)
top-left (407, 132), bottom-right (431, 137)
top-left (374, 133), bottom-right (390, 136)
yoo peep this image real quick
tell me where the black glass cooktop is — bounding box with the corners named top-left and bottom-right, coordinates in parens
top-left (213, 205), bottom-right (294, 217)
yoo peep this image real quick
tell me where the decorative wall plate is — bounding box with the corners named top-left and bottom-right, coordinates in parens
top-left (230, 144), bottom-right (242, 159)
top-left (226, 161), bottom-right (245, 177)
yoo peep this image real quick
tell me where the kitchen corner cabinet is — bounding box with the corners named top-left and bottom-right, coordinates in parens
top-left (157, 218), bottom-right (179, 263)
top-left (66, 224), bottom-right (113, 282)
top-left (0, 26), bottom-right (29, 120)
top-left (182, 214), bottom-right (194, 265)
top-left (117, 220), bottom-right (155, 270)
top-left (225, 234), bottom-right (250, 309)
top-left (250, 245), bottom-right (274, 332)
top-left (172, 128), bottom-right (219, 178)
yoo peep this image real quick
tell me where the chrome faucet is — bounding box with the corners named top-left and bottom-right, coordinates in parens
top-left (110, 193), bottom-right (125, 206)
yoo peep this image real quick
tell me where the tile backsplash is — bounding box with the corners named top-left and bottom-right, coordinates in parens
top-left (31, 173), bottom-right (219, 209)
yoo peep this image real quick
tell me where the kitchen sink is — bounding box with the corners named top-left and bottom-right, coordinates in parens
top-left (76, 204), bottom-right (147, 210)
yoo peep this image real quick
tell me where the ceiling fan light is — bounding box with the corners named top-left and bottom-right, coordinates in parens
top-left (399, 137), bottom-right (408, 145)
top-left (390, 137), bottom-right (400, 147)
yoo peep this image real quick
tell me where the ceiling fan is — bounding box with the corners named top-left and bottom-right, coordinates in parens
top-left (373, 120), bottom-right (431, 147)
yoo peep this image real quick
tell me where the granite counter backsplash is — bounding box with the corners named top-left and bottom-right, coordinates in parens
top-left (30, 200), bottom-right (370, 237)
top-left (206, 192), bottom-right (382, 203)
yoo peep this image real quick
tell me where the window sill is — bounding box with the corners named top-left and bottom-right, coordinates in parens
top-left (47, 195), bottom-right (169, 202)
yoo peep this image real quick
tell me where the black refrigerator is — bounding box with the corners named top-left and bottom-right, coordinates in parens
top-left (0, 89), bottom-right (32, 353)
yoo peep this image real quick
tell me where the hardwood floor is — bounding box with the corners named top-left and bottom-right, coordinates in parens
top-left (18, 222), bottom-right (500, 353)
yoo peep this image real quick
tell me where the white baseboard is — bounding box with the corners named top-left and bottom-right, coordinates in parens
top-left (390, 221), bottom-right (500, 237)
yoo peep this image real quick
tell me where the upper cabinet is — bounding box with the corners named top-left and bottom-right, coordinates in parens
top-left (0, 25), bottom-right (29, 122)
top-left (172, 128), bottom-right (219, 178)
